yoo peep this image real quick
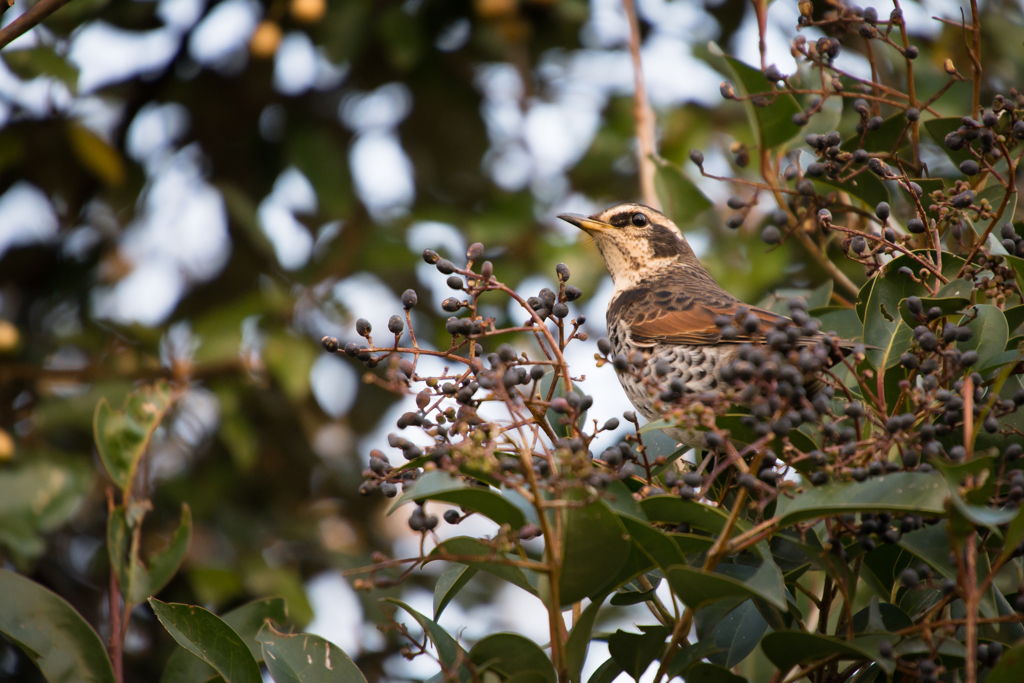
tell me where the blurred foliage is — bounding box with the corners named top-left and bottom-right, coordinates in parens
top-left (1, 0), bottom-right (1024, 681)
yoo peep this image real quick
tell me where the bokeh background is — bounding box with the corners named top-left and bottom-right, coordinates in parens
top-left (0, 0), bottom-right (1021, 680)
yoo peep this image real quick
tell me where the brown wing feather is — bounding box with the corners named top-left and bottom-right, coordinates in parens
top-left (628, 304), bottom-right (788, 346)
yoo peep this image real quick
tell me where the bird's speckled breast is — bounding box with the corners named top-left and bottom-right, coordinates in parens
top-left (606, 315), bottom-right (737, 426)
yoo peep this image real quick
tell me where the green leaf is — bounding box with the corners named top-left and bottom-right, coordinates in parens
top-left (851, 599), bottom-right (912, 634)
top-left (1005, 305), bottom-right (1024, 334)
top-left (937, 277), bottom-right (973, 298)
top-left (539, 372), bottom-right (588, 438)
top-left (566, 592), bottom-right (608, 683)
top-left (775, 472), bottom-right (948, 526)
top-left (923, 118), bottom-right (974, 165)
top-left (897, 296), bottom-right (969, 328)
top-left (1004, 255), bottom-right (1024, 292)
top-left (0, 568), bottom-right (115, 683)
top-left (654, 161), bottom-right (712, 228)
top-left (0, 454), bottom-right (93, 567)
top-left (434, 563), bottom-right (478, 619)
top-left (94, 381), bottom-right (176, 492)
top-left (901, 178), bottom-right (945, 218)
top-left (389, 470), bottom-right (526, 529)
top-left (66, 123), bottom-right (124, 186)
top-left (148, 598), bottom-right (262, 683)
top-left (989, 642), bottom-right (1024, 683)
top-left (610, 588), bottom-right (656, 606)
top-left (809, 307), bottom-right (863, 342)
top-left (469, 633), bottom-right (556, 683)
top-left (958, 304), bottom-right (1009, 370)
top-left (429, 537), bottom-right (538, 596)
top-left (723, 56), bottom-right (802, 150)
top-left (683, 662), bottom-right (747, 683)
top-left (1000, 507), bottom-right (1024, 564)
top-left (899, 522), bottom-right (999, 618)
top-left (586, 658), bottom-right (623, 683)
top-left (863, 259), bottom-right (920, 370)
top-left (142, 504), bottom-right (192, 603)
top-left (162, 597), bottom-right (289, 683)
top-left (666, 562), bottom-right (787, 611)
top-left (815, 171), bottom-right (889, 210)
top-left (608, 625), bottom-right (671, 680)
top-left (972, 186), bottom-right (1017, 248)
top-left (665, 639), bottom-right (722, 677)
top-left (384, 599), bottom-right (466, 671)
top-left (807, 280), bottom-right (834, 309)
top-left (759, 632), bottom-right (894, 675)
top-left (697, 598), bottom-right (767, 668)
top-left (617, 515), bottom-right (686, 570)
top-left (559, 500), bottom-right (630, 605)
top-left (256, 623), bottom-right (366, 683)
top-left (841, 113), bottom-right (912, 155)
top-left (109, 504), bottom-right (192, 605)
top-left (2, 47), bottom-right (79, 90)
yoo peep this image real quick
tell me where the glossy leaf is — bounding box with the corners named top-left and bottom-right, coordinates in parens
top-left (774, 472), bottom-right (948, 526)
top-left (434, 563), bottom-right (478, 619)
top-left (923, 118), bottom-right (974, 165)
top-left (0, 455), bottom-right (93, 566)
top-left (149, 598), bottom-right (262, 683)
top-left (566, 592), bottom-right (608, 683)
top-left (841, 112), bottom-right (912, 154)
top-left (608, 625), bottom-right (671, 680)
top-left (760, 632), bottom-right (894, 675)
top-left (897, 296), bottom-right (968, 328)
top-left (617, 515), bottom-right (686, 570)
top-left (809, 306), bottom-right (863, 342)
top-left (0, 568), bottom-right (115, 683)
top-left (654, 161), bottom-right (712, 228)
top-left (697, 598), bottom-right (767, 668)
top-left (162, 597), bottom-right (289, 683)
top-left (899, 522), bottom-right (999, 618)
top-left (256, 623), bottom-right (366, 683)
top-left (470, 633), bottom-right (556, 683)
top-left (94, 381), bottom-right (176, 492)
top-left (540, 372), bottom-right (588, 439)
top-left (430, 537), bottom-right (538, 596)
top-left (1005, 304), bottom-right (1024, 334)
top-left (66, 123), bottom-right (125, 186)
top-left (389, 470), bottom-right (526, 528)
top-left (682, 663), bottom-right (747, 683)
top-left (384, 599), bottom-right (466, 670)
top-left (989, 642), bottom-right (1024, 682)
top-left (559, 500), bottom-right (629, 605)
top-left (718, 54), bottom-right (802, 150)
top-left (609, 587), bottom-right (656, 606)
top-left (815, 171), bottom-right (889, 210)
top-left (111, 504), bottom-right (192, 606)
top-left (666, 562), bottom-right (787, 611)
top-left (586, 658), bottom-right (623, 683)
top-left (958, 304), bottom-right (1009, 370)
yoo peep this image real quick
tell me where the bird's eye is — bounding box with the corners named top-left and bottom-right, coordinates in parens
top-left (631, 212), bottom-right (648, 227)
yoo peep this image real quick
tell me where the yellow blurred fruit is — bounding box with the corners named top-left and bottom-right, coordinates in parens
top-left (250, 21), bottom-right (283, 58)
top-left (0, 428), bottom-right (12, 462)
top-left (475, 0), bottom-right (517, 20)
top-left (0, 319), bottom-right (18, 353)
top-left (290, 0), bottom-right (326, 24)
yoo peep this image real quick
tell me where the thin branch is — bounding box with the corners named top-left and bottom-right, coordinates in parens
top-left (0, 0), bottom-right (75, 50)
top-left (622, 0), bottom-right (659, 209)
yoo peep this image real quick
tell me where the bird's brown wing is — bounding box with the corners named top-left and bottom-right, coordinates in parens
top-left (627, 304), bottom-right (789, 346)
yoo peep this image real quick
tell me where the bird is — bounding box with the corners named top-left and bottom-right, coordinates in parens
top-left (558, 203), bottom-right (856, 448)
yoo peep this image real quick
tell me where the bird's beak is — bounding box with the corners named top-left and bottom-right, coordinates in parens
top-left (557, 213), bottom-right (611, 234)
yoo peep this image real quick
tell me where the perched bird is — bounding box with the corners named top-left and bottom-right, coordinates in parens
top-left (558, 203), bottom-right (855, 447)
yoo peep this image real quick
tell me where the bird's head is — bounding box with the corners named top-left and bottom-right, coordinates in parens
top-left (558, 203), bottom-right (700, 288)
